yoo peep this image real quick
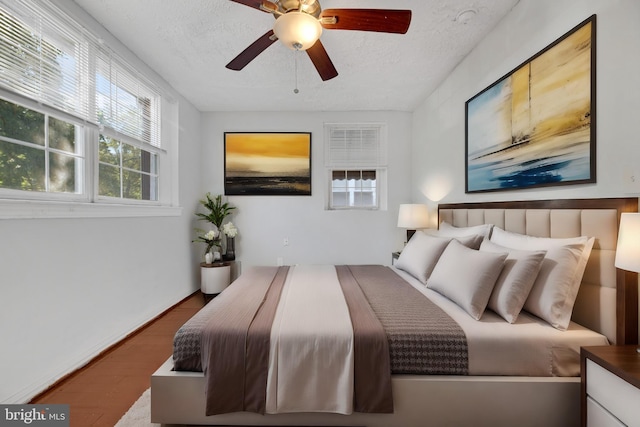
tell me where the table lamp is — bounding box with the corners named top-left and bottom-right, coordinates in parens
top-left (397, 204), bottom-right (430, 242)
top-left (614, 212), bottom-right (640, 353)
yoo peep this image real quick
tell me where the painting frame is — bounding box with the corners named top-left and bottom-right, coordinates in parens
top-left (465, 15), bottom-right (596, 194)
top-left (224, 132), bottom-right (312, 196)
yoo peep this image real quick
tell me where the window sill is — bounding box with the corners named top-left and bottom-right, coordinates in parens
top-left (0, 199), bottom-right (183, 219)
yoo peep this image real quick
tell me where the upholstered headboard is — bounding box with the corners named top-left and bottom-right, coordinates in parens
top-left (438, 198), bottom-right (638, 345)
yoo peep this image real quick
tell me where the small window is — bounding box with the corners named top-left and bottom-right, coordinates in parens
top-left (0, 98), bottom-right (84, 195)
top-left (98, 135), bottom-right (157, 201)
top-left (325, 123), bottom-right (387, 210)
top-left (331, 169), bottom-right (378, 209)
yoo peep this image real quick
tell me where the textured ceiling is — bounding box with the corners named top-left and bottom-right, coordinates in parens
top-left (71, 0), bottom-right (520, 112)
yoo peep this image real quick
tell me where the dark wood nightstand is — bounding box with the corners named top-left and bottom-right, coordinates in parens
top-left (581, 345), bottom-right (640, 426)
top-left (391, 251), bottom-right (401, 265)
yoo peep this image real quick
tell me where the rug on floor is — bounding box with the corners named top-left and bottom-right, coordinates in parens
top-left (115, 388), bottom-right (161, 427)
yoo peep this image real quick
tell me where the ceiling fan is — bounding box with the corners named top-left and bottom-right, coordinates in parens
top-left (226, 0), bottom-right (412, 81)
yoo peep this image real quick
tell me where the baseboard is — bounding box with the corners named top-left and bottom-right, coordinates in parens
top-left (23, 289), bottom-right (199, 404)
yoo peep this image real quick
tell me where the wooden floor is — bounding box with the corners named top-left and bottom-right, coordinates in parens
top-left (30, 292), bottom-right (205, 427)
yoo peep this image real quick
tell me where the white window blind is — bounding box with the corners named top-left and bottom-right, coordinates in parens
top-left (95, 50), bottom-right (161, 148)
top-left (324, 123), bottom-right (387, 168)
top-left (0, 1), bottom-right (91, 121)
top-left (0, 0), bottom-right (161, 148)
top-left (324, 123), bottom-right (387, 210)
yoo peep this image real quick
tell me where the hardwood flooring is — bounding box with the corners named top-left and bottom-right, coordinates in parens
top-left (30, 292), bottom-right (205, 427)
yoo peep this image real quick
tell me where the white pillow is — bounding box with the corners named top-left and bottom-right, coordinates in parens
top-left (439, 221), bottom-right (493, 239)
top-left (490, 227), bottom-right (590, 250)
top-left (423, 229), bottom-right (485, 250)
top-left (490, 227), bottom-right (595, 330)
top-left (395, 232), bottom-right (451, 284)
top-left (427, 240), bottom-right (507, 320)
top-left (479, 240), bottom-right (546, 323)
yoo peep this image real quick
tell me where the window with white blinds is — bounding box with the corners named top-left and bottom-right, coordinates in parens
top-left (0, 0), bottom-right (165, 206)
top-left (0, 0), bottom-right (161, 148)
top-left (0, 1), bottom-right (92, 120)
top-left (95, 51), bottom-right (161, 148)
top-left (325, 124), bottom-right (387, 168)
top-left (324, 123), bottom-right (387, 210)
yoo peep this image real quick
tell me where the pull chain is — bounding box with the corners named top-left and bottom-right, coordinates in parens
top-left (293, 50), bottom-right (299, 94)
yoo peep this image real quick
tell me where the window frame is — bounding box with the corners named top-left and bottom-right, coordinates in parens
top-left (0, 0), bottom-right (180, 218)
top-left (329, 168), bottom-right (380, 210)
top-left (96, 131), bottom-right (160, 203)
top-left (0, 90), bottom-right (89, 203)
top-left (324, 123), bottom-right (388, 211)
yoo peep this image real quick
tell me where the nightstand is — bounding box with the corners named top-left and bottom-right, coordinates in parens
top-left (200, 261), bottom-right (231, 302)
top-left (391, 251), bottom-right (401, 265)
top-left (581, 345), bottom-right (640, 427)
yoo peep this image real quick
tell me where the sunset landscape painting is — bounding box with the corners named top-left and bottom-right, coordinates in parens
top-left (224, 132), bottom-right (311, 195)
top-left (466, 15), bottom-right (595, 193)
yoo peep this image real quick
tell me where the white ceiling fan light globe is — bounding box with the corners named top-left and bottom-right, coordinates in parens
top-left (273, 11), bottom-right (322, 51)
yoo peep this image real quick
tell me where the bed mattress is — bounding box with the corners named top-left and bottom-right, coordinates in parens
top-left (173, 265), bottom-right (608, 377)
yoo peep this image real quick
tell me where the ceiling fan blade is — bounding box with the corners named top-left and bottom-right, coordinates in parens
top-left (229, 0), bottom-right (277, 13)
top-left (226, 30), bottom-right (277, 71)
top-left (306, 40), bottom-right (338, 81)
top-left (320, 9), bottom-right (412, 34)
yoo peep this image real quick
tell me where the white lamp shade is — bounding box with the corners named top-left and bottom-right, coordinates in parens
top-left (273, 11), bottom-right (322, 51)
top-left (615, 213), bottom-right (640, 273)
top-left (397, 204), bottom-right (430, 229)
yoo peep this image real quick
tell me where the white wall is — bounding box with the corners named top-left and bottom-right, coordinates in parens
top-left (200, 111), bottom-right (412, 269)
top-left (0, 4), bottom-right (204, 404)
top-left (411, 0), bottom-right (640, 338)
top-left (0, 97), bottom-right (202, 405)
top-left (412, 0), bottom-right (640, 222)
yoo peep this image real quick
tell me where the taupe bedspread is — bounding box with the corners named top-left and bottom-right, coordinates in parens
top-left (175, 265), bottom-right (469, 416)
top-left (201, 266), bottom-right (289, 415)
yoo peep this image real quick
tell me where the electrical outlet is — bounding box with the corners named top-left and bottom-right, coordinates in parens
top-left (622, 166), bottom-right (640, 193)
top-left (283, 237), bottom-right (289, 246)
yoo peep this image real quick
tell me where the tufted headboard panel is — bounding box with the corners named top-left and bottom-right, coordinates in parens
top-left (438, 198), bottom-right (638, 345)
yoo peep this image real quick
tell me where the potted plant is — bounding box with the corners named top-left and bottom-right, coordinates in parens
top-left (194, 193), bottom-right (236, 262)
top-left (196, 193), bottom-right (236, 229)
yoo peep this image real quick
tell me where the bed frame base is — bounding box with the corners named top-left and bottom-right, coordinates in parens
top-left (151, 357), bottom-right (580, 427)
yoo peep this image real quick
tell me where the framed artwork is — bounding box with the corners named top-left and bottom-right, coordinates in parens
top-left (224, 132), bottom-right (312, 196)
top-left (465, 15), bottom-right (596, 193)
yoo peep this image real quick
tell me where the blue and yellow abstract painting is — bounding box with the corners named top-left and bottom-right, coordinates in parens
top-left (466, 16), bottom-right (595, 193)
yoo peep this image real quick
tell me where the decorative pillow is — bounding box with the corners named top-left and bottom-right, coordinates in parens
top-left (489, 227), bottom-right (595, 330)
top-left (423, 229), bottom-right (485, 250)
top-left (439, 221), bottom-right (494, 239)
top-left (479, 240), bottom-right (546, 323)
top-left (395, 232), bottom-right (452, 284)
top-left (490, 227), bottom-right (590, 249)
top-left (427, 240), bottom-right (507, 320)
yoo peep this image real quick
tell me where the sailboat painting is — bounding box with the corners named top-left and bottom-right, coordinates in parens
top-left (465, 15), bottom-right (596, 193)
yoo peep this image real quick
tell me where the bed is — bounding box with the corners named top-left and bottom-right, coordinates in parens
top-left (151, 197), bottom-right (639, 426)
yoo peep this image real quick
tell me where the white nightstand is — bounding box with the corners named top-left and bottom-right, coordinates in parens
top-left (581, 346), bottom-right (640, 427)
top-left (200, 262), bottom-right (231, 301)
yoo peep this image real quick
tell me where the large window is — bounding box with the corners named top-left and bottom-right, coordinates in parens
top-left (325, 123), bottom-right (387, 210)
top-left (0, 98), bottom-right (83, 195)
top-left (98, 134), bottom-right (157, 201)
top-left (0, 0), bottom-right (166, 208)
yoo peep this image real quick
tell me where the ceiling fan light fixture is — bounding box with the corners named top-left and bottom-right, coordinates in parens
top-left (273, 11), bottom-right (322, 51)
